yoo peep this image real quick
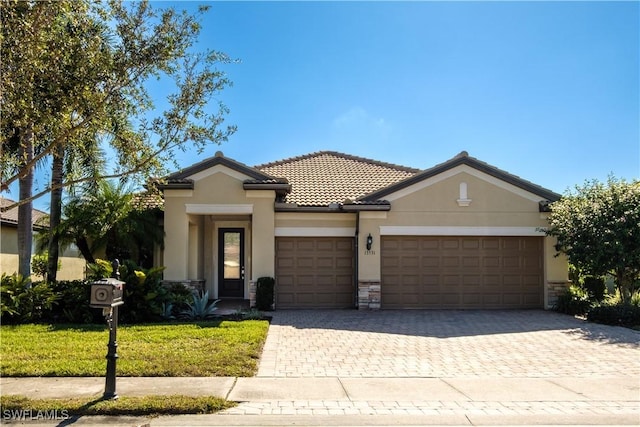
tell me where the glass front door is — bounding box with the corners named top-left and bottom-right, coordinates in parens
top-left (218, 228), bottom-right (244, 298)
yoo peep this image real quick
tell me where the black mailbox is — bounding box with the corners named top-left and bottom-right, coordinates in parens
top-left (90, 278), bottom-right (125, 308)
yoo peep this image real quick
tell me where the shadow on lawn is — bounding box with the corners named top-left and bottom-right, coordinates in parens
top-left (46, 320), bottom-right (228, 332)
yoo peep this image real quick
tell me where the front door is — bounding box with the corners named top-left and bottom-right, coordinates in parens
top-left (218, 228), bottom-right (245, 298)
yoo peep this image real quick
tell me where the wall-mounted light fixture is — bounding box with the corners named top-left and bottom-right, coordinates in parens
top-left (366, 233), bottom-right (373, 251)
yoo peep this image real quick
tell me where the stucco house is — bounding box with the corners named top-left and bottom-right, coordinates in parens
top-left (0, 198), bottom-right (85, 280)
top-left (158, 150), bottom-right (568, 310)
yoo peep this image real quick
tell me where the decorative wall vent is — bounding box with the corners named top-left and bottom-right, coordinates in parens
top-left (457, 182), bottom-right (472, 207)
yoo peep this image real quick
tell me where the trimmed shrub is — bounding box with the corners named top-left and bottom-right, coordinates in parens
top-left (255, 277), bottom-right (275, 311)
top-left (163, 282), bottom-right (194, 318)
top-left (49, 280), bottom-right (102, 324)
top-left (632, 290), bottom-right (640, 307)
top-left (604, 289), bottom-right (640, 307)
top-left (31, 253), bottom-right (60, 278)
top-left (582, 276), bottom-right (606, 302)
top-left (86, 259), bottom-right (113, 280)
top-left (0, 274), bottom-right (58, 324)
top-left (554, 284), bottom-right (591, 315)
top-left (587, 304), bottom-right (640, 328)
top-left (117, 260), bottom-right (168, 323)
top-left (1, 261), bottom-right (194, 325)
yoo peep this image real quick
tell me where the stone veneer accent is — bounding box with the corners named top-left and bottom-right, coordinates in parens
top-left (547, 280), bottom-right (570, 309)
top-left (358, 281), bottom-right (381, 310)
top-left (355, 281), bottom-right (567, 310)
top-left (249, 280), bottom-right (257, 308)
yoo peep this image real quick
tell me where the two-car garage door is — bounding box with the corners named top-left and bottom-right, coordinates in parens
top-left (381, 236), bottom-right (544, 309)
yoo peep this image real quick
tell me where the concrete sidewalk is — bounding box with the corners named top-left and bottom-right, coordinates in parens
top-left (1, 376), bottom-right (639, 425)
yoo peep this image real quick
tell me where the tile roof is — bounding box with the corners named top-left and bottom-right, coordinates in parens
top-left (159, 150), bottom-right (559, 208)
top-left (131, 191), bottom-right (164, 211)
top-left (255, 151), bottom-right (420, 206)
top-left (0, 197), bottom-right (48, 227)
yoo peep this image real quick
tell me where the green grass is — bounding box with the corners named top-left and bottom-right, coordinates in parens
top-left (0, 394), bottom-right (234, 417)
top-left (0, 320), bottom-right (269, 377)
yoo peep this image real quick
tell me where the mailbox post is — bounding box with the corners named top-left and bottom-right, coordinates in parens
top-left (90, 267), bottom-right (124, 400)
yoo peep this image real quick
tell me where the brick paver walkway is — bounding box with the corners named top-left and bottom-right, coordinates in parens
top-left (257, 310), bottom-right (640, 378)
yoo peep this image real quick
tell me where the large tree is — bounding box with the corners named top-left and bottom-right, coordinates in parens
top-left (545, 177), bottom-right (640, 303)
top-left (1, 0), bottom-right (236, 278)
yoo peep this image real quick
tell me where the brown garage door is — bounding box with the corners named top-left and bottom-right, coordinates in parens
top-left (381, 236), bottom-right (543, 309)
top-left (276, 237), bottom-right (355, 308)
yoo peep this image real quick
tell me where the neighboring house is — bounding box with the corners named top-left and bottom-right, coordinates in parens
top-left (0, 198), bottom-right (86, 280)
top-left (158, 150), bottom-right (569, 310)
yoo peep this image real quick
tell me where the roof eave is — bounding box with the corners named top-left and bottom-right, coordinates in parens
top-left (341, 203), bottom-right (391, 212)
top-left (0, 219), bottom-right (48, 230)
top-left (274, 203), bottom-right (352, 213)
top-left (274, 201), bottom-right (390, 213)
top-left (243, 182), bottom-right (292, 192)
top-left (156, 181), bottom-right (194, 190)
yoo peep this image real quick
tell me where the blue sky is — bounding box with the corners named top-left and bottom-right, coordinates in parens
top-left (178, 1), bottom-right (639, 193)
top-left (21, 1), bottom-right (640, 210)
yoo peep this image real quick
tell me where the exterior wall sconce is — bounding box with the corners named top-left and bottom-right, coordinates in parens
top-left (366, 233), bottom-right (373, 250)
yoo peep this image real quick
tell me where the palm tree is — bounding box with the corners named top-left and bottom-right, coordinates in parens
top-left (48, 180), bottom-right (164, 268)
top-left (46, 145), bottom-right (64, 282)
top-left (46, 134), bottom-right (106, 281)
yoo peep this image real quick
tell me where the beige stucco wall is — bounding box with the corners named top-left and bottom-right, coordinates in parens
top-left (543, 231), bottom-right (569, 282)
top-left (1, 223), bottom-right (19, 254)
top-left (163, 191), bottom-right (190, 280)
top-left (385, 170), bottom-right (544, 226)
top-left (250, 194), bottom-right (276, 280)
top-left (54, 257), bottom-right (87, 280)
top-left (275, 212), bottom-right (356, 232)
top-left (358, 212), bottom-right (387, 282)
top-left (1, 254), bottom-right (86, 280)
top-left (1, 224), bottom-right (86, 280)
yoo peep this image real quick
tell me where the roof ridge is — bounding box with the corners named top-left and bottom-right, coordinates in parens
top-left (254, 151), bottom-right (327, 169)
top-left (324, 151), bottom-right (421, 173)
top-left (255, 150), bottom-right (420, 173)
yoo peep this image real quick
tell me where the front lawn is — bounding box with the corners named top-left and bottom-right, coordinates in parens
top-left (0, 320), bottom-right (269, 377)
top-left (0, 394), bottom-right (234, 417)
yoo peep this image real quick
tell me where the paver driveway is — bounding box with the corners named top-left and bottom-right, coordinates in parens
top-left (257, 310), bottom-right (640, 377)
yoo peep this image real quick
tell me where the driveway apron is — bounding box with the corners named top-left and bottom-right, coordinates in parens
top-left (257, 310), bottom-right (640, 378)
